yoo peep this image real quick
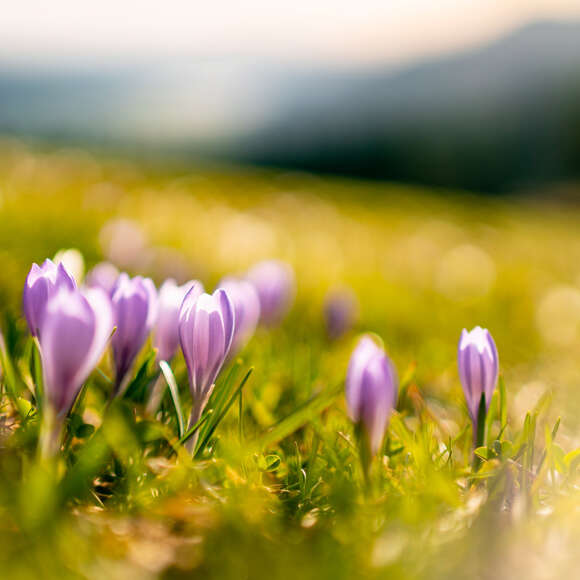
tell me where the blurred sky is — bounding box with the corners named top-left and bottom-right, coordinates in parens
top-left (2, 0), bottom-right (580, 69)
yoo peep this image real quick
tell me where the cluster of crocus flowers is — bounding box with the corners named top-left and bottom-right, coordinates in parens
top-left (24, 251), bottom-right (500, 472)
top-left (22, 254), bottom-right (296, 457)
top-left (458, 326), bottom-right (499, 448)
top-left (346, 335), bottom-right (398, 467)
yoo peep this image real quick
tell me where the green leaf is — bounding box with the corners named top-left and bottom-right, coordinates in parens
top-left (564, 448), bottom-right (580, 473)
top-left (255, 454), bottom-right (281, 472)
top-left (498, 375), bottom-right (507, 434)
top-left (178, 411), bottom-right (211, 447)
top-left (474, 446), bottom-right (491, 460)
top-left (0, 330), bottom-right (24, 407)
top-left (123, 350), bottom-right (158, 403)
top-left (195, 368), bottom-right (253, 457)
top-left (475, 392), bottom-right (486, 449)
top-left (60, 431), bottom-right (111, 502)
top-left (136, 420), bottom-right (165, 443)
top-left (159, 360), bottom-right (184, 438)
top-left (253, 382), bottom-right (341, 451)
top-left (15, 397), bottom-right (34, 420)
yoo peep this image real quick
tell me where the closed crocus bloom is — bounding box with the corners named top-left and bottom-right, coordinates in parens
top-left (85, 261), bottom-right (120, 295)
top-left (346, 336), bottom-right (397, 456)
top-left (40, 287), bottom-right (113, 417)
top-left (179, 287), bottom-right (235, 446)
top-left (246, 260), bottom-right (295, 326)
top-left (324, 288), bottom-right (358, 340)
top-left (23, 259), bottom-right (77, 337)
top-left (111, 273), bottom-right (157, 391)
top-left (458, 326), bottom-right (499, 444)
top-left (154, 279), bottom-right (203, 362)
top-left (218, 277), bottom-right (260, 355)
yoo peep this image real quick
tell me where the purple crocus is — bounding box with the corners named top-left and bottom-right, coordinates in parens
top-left (246, 260), bottom-right (295, 326)
top-left (23, 259), bottom-right (76, 337)
top-left (218, 277), bottom-right (261, 355)
top-left (178, 287), bottom-right (235, 449)
top-left (40, 286), bottom-right (113, 418)
top-left (346, 336), bottom-right (398, 456)
top-left (154, 279), bottom-right (203, 362)
top-left (324, 288), bottom-right (358, 340)
top-left (85, 262), bottom-right (120, 296)
top-left (110, 273), bottom-right (157, 392)
top-left (458, 326), bottom-right (499, 446)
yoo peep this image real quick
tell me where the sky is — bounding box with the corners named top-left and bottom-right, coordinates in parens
top-left (1, 0), bottom-right (579, 69)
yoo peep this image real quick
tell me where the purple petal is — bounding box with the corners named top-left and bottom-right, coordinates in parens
top-left (40, 289), bottom-right (96, 416)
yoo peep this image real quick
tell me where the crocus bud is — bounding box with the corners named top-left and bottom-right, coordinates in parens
top-left (23, 259), bottom-right (77, 337)
top-left (39, 286), bottom-right (113, 417)
top-left (458, 326), bottom-right (499, 446)
top-left (111, 273), bottom-right (157, 391)
top-left (154, 279), bottom-right (203, 362)
top-left (324, 288), bottom-right (358, 340)
top-left (246, 260), bottom-right (295, 326)
top-left (218, 277), bottom-right (260, 355)
top-left (178, 288), bottom-right (235, 442)
top-left (346, 336), bottom-right (397, 456)
top-left (85, 262), bottom-right (119, 295)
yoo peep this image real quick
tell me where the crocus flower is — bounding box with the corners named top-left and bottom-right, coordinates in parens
top-left (346, 336), bottom-right (397, 456)
top-left (179, 287), bottom-right (235, 448)
top-left (324, 288), bottom-right (358, 340)
top-left (23, 259), bottom-right (77, 337)
top-left (218, 277), bottom-right (261, 355)
top-left (85, 262), bottom-right (120, 295)
top-left (246, 260), bottom-right (295, 326)
top-left (154, 279), bottom-right (203, 362)
top-left (40, 286), bottom-right (113, 417)
top-left (458, 326), bottom-right (499, 446)
top-left (111, 273), bottom-right (157, 392)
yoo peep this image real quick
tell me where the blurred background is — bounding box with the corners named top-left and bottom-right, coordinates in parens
top-left (1, 1), bottom-right (580, 194)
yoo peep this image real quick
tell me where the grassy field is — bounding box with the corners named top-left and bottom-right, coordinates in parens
top-left (1, 140), bottom-right (580, 579)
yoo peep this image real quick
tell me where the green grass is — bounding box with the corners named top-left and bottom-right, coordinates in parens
top-left (1, 140), bottom-right (580, 578)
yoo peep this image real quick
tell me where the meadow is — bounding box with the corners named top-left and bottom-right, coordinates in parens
top-left (1, 139), bottom-right (580, 579)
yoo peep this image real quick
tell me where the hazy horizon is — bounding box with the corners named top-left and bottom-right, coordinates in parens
top-left (2, 1), bottom-right (580, 71)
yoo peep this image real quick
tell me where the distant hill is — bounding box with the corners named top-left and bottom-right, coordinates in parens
top-left (0, 20), bottom-right (579, 193)
top-left (234, 21), bottom-right (580, 193)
